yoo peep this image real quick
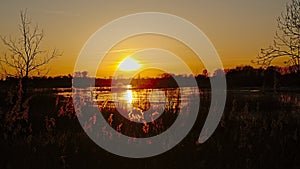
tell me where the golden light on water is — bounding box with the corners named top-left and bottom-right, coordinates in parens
top-left (119, 57), bottom-right (141, 71)
top-left (126, 90), bottom-right (133, 104)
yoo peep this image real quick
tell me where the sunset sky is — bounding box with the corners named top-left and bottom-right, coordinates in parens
top-left (0, 0), bottom-right (290, 77)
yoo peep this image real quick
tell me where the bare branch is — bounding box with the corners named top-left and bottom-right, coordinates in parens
top-left (0, 9), bottom-right (61, 78)
top-left (257, 0), bottom-right (300, 73)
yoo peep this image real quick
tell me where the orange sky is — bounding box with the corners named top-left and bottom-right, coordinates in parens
top-left (96, 34), bottom-right (204, 78)
top-left (0, 0), bottom-right (290, 77)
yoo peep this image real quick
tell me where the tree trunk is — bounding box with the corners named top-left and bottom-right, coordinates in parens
top-left (21, 76), bottom-right (28, 104)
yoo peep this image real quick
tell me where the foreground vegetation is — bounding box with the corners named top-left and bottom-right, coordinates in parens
top-left (0, 80), bottom-right (299, 169)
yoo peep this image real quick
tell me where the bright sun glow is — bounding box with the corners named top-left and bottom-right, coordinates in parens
top-left (119, 57), bottom-right (141, 71)
top-left (125, 90), bottom-right (133, 104)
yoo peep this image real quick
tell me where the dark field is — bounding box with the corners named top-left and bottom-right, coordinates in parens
top-left (0, 86), bottom-right (299, 169)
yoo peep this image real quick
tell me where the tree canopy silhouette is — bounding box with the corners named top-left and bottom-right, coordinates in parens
top-left (255, 0), bottom-right (300, 73)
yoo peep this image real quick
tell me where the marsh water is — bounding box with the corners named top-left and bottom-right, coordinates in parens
top-left (43, 86), bottom-right (300, 132)
top-left (51, 86), bottom-right (300, 111)
top-left (54, 86), bottom-right (204, 111)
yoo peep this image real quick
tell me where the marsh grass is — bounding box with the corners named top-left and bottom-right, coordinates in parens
top-left (0, 86), bottom-right (299, 169)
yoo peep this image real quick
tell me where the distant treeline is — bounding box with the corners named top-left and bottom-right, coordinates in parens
top-left (0, 66), bottom-right (299, 90)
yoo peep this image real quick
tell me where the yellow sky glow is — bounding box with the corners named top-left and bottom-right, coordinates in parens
top-left (96, 34), bottom-right (204, 78)
top-left (0, 0), bottom-right (289, 77)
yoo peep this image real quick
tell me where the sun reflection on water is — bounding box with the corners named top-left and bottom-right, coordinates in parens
top-left (126, 90), bottom-right (133, 104)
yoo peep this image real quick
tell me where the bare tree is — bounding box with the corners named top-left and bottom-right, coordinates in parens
top-left (0, 9), bottom-right (61, 78)
top-left (255, 0), bottom-right (300, 73)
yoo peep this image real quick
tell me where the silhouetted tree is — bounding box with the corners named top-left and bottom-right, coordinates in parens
top-left (0, 9), bottom-right (61, 78)
top-left (213, 69), bottom-right (225, 77)
top-left (81, 71), bottom-right (88, 78)
top-left (255, 0), bottom-right (300, 73)
top-left (202, 69), bottom-right (208, 78)
top-left (226, 66), bottom-right (264, 88)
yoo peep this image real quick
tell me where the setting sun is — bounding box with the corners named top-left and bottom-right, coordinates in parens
top-left (118, 57), bottom-right (141, 71)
